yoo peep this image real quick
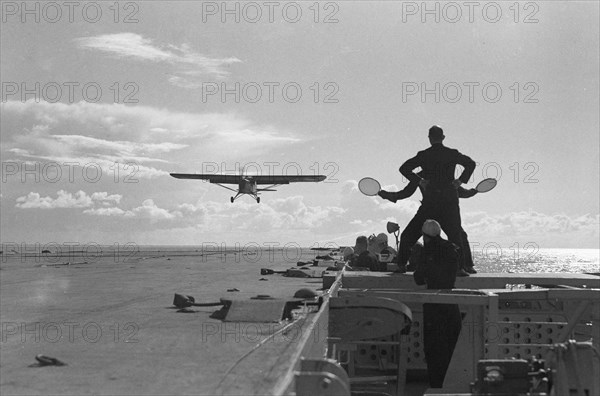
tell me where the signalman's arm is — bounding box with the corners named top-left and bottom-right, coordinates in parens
top-left (455, 151), bottom-right (476, 184)
top-left (399, 153), bottom-right (424, 184)
top-left (457, 186), bottom-right (478, 199)
top-left (378, 179), bottom-right (420, 203)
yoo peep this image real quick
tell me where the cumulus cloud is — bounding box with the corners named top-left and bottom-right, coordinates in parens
top-left (16, 190), bottom-right (182, 223)
top-left (106, 184), bottom-right (592, 247)
top-left (76, 32), bottom-right (241, 86)
top-left (90, 192), bottom-right (122, 204)
top-left (83, 207), bottom-right (133, 217)
top-left (336, 180), bottom-right (421, 228)
top-left (167, 195), bottom-right (346, 233)
top-left (463, 211), bottom-right (600, 239)
top-left (312, 180), bottom-right (600, 248)
top-left (130, 199), bottom-right (182, 221)
top-left (35, 192), bottom-right (347, 233)
top-left (83, 199), bottom-right (183, 222)
top-left (15, 190), bottom-right (121, 209)
top-left (12, 183), bottom-right (598, 248)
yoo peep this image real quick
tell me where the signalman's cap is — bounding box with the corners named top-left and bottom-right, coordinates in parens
top-left (422, 219), bottom-right (442, 237)
top-left (428, 125), bottom-right (444, 139)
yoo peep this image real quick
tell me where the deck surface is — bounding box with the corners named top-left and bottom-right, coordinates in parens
top-left (0, 253), bottom-right (326, 395)
top-left (3, 255), bottom-right (597, 396)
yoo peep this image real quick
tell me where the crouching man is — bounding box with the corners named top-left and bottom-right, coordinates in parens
top-left (349, 235), bottom-right (379, 271)
top-left (414, 219), bottom-right (462, 388)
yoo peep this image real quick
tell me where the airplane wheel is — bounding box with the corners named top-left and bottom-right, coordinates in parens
top-left (230, 197), bottom-right (234, 203)
top-left (257, 197), bottom-right (260, 203)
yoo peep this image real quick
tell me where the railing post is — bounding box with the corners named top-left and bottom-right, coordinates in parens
top-left (486, 292), bottom-right (499, 358)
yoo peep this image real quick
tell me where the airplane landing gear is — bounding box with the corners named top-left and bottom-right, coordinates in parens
top-left (230, 196), bottom-right (234, 203)
top-left (257, 197), bottom-right (260, 203)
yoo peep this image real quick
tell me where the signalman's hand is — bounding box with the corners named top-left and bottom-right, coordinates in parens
top-left (419, 179), bottom-right (430, 191)
top-left (452, 179), bottom-right (463, 189)
top-left (378, 190), bottom-right (391, 200)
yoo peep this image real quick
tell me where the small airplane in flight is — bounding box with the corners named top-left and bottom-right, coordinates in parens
top-left (169, 173), bottom-right (327, 203)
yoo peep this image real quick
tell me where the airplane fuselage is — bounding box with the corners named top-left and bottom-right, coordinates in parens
top-left (239, 179), bottom-right (257, 195)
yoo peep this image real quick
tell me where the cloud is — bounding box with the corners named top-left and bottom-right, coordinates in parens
top-left (9, 184), bottom-right (599, 248)
top-left (2, 101), bottom-right (302, 170)
top-left (23, 190), bottom-right (345, 233)
top-left (213, 129), bottom-right (301, 146)
top-left (173, 195), bottom-right (347, 232)
top-left (15, 190), bottom-right (122, 209)
top-left (458, 211), bottom-right (600, 249)
top-left (336, 180), bottom-right (421, 228)
top-left (82, 198), bottom-right (184, 222)
top-left (16, 189), bottom-right (181, 223)
top-left (83, 207), bottom-right (133, 217)
top-left (90, 192), bottom-right (123, 204)
top-left (130, 199), bottom-right (181, 221)
top-left (306, 180), bottom-right (600, 248)
top-left (6, 131), bottom-right (185, 178)
top-left (463, 211), bottom-right (600, 238)
top-left (84, 199), bottom-right (182, 222)
top-left (75, 33), bottom-right (241, 85)
top-left (52, 135), bottom-right (188, 157)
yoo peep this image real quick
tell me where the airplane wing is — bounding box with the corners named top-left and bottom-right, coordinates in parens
top-left (170, 174), bottom-right (326, 185)
top-left (170, 174), bottom-right (243, 184)
top-left (251, 175), bottom-right (327, 185)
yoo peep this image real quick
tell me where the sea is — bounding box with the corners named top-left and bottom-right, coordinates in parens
top-left (1, 244), bottom-right (598, 274)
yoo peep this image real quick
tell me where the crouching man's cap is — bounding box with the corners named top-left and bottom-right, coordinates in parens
top-left (422, 219), bottom-right (442, 237)
top-left (375, 233), bottom-right (388, 244)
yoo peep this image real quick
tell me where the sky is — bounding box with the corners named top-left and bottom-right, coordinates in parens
top-left (1, 1), bottom-right (599, 251)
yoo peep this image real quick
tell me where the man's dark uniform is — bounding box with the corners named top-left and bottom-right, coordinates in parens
top-left (398, 140), bottom-right (476, 272)
top-left (352, 250), bottom-right (379, 271)
top-left (379, 176), bottom-right (478, 271)
top-left (414, 235), bottom-right (462, 388)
